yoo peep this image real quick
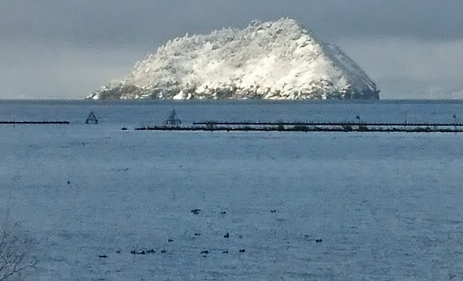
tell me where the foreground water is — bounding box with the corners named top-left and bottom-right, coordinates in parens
top-left (1, 100), bottom-right (463, 280)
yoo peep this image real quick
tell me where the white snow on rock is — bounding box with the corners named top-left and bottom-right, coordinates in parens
top-left (89, 18), bottom-right (380, 100)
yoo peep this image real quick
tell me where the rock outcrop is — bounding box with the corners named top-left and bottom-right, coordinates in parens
top-left (89, 18), bottom-right (379, 100)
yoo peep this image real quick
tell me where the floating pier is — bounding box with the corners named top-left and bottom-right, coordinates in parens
top-left (135, 121), bottom-right (463, 133)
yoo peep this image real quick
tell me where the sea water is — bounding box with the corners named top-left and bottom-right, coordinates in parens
top-left (1, 99), bottom-right (463, 125)
top-left (1, 100), bottom-right (463, 280)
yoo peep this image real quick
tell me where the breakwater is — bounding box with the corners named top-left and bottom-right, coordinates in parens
top-left (135, 121), bottom-right (463, 133)
top-left (0, 121), bottom-right (70, 125)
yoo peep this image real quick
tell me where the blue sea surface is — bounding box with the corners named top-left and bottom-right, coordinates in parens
top-left (1, 99), bottom-right (463, 127)
top-left (2, 99), bottom-right (463, 280)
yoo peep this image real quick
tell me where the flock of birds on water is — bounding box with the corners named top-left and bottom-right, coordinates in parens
top-left (97, 208), bottom-right (323, 259)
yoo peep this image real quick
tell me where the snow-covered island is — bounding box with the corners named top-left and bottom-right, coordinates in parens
top-left (88, 18), bottom-right (380, 100)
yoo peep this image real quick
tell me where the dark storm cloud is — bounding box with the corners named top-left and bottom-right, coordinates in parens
top-left (1, 0), bottom-right (463, 48)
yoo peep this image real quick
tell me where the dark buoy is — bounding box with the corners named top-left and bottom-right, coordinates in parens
top-left (147, 249), bottom-right (155, 254)
top-left (168, 239), bottom-right (174, 242)
top-left (99, 255), bottom-right (107, 258)
top-left (239, 249), bottom-right (245, 253)
top-left (224, 233), bottom-right (229, 238)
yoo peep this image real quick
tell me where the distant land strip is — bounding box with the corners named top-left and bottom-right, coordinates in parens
top-left (0, 121), bottom-right (70, 124)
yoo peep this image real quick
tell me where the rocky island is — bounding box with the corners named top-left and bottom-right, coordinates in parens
top-left (89, 18), bottom-right (379, 100)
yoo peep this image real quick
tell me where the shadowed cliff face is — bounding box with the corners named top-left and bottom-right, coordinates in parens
top-left (89, 18), bottom-right (380, 100)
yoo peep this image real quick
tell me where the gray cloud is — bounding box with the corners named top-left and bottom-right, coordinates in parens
top-left (0, 40), bottom-right (142, 99)
top-left (1, 0), bottom-right (462, 99)
top-left (340, 38), bottom-right (463, 99)
top-left (2, 0), bottom-right (463, 46)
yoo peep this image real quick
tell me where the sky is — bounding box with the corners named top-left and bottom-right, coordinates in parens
top-left (1, 0), bottom-right (462, 99)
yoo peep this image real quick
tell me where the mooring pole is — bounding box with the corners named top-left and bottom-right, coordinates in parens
top-left (453, 114), bottom-right (457, 132)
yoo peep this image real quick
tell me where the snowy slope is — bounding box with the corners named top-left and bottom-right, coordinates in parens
top-left (89, 18), bottom-right (379, 100)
